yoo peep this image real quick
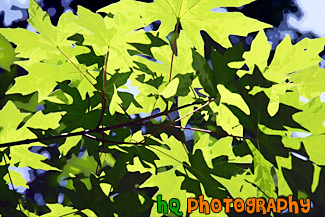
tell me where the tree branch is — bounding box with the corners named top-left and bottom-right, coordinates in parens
top-left (0, 98), bottom-right (215, 148)
top-left (96, 48), bottom-right (109, 175)
top-left (141, 101), bottom-right (212, 143)
top-left (84, 134), bottom-right (144, 145)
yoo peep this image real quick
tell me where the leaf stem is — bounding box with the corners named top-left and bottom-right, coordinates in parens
top-left (168, 19), bottom-right (180, 82)
top-left (56, 46), bottom-right (101, 94)
top-left (164, 20), bottom-right (188, 153)
top-left (96, 48), bottom-right (109, 129)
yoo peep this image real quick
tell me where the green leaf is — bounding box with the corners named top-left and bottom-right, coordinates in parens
top-left (160, 77), bottom-right (179, 98)
top-left (226, 67), bottom-right (306, 166)
top-left (57, 153), bottom-right (97, 190)
top-left (0, 0), bottom-right (323, 215)
top-left (293, 97), bottom-right (325, 135)
top-left (192, 42), bottom-right (245, 98)
top-left (282, 156), bottom-right (325, 213)
top-left (4, 169), bottom-right (29, 189)
top-left (192, 48), bottom-right (217, 97)
top-left (213, 173), bottom-right (258, 201)
top-left (63, 174), bottom-right (115, 216)
top-left (237, 30), bottom-right (271, 77)
top-left (109, 85), bottom-right (124, 115)
top-left (128, 32), bottom-right (169, 57)
top-left (266, 36), bottom-right (325, 82)
top-left (210, 43), bottom-right (245, 87)
top-left (301, 135), bottom-right (325, 166)
top-left (0, 0), bottom-right (87, 64)
top-left (43, 82), bottom-right (101, 132)
top-left (0, 34), bottom-right (16, 71)
top-left (132, 30), bottom-right (196, 82)
top-left (247, 140), bottom-right (277, 198)
top-left (6, 61), bottom-right (90, 102)
top-left (0, 101), bottom-right (61, 170)
top-left (244, 34), bottom-right (325, 116)
top-left (74, 6), bottom-right (150, 72)
top-left (41, 204), bottom-right (77, 217)
top-left (59, 129), bottom-right (83, 156)
top-left (129, 133), bottom-right (189, 216)
top-left (193, 135), bottom-right (252, 165)
top-left (274, 155), bottom-right (293, 196)
top-left (289, 66), bottom-right (325, 100)
top-left (279, 94), bottom-right (325, 165)
top-left (178, 91), bottom-right (197, 127)
top-left (99, 0), bottom-right (271, 52)
top-left (0, 101), bottom-right (29, 145)
top-left (0, 165), bottom-right (24, 217)
top-left (186, 149), bottom-right (228, 199)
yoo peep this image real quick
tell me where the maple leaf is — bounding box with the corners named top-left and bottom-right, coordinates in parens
top-left (98, 0), bottom-right (272, 53)
top-left (0, 0), bottom-right (88, 64)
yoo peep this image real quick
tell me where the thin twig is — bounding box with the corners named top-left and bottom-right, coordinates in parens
top-left (166, 113), bottom-right (188, 154)
top-left (3, 154), bottom-right (24, 217)
top-left (118, 103), bottom-right (133, 120)
top-left (141, 101), bottom-right (212, 143)
top-left (59, 210), bottom-right (80, 217)
top-left (244, 179), bottom-right (271, 199)
top-left (146, 145), bottom-right (189, 169)
top-left (85, 134), bottom-right (144, 145)
top-left (126, 123), bottom-right (257, 141)
top-left (143, 98), bottom-right (158, 142)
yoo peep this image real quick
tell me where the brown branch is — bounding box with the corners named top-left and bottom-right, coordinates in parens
top-left (96, 48), bottom-right (109, 129)
top-left (163, 20), bottom-right (188, 154)
top-left (165, 20), bottom-right (180, 115)
top-left (0, 98), bottom-right (214, 148)
top-left (101, 98), bottom-right (214, 133)
top-left (96, 48), bottom-right (109, 175)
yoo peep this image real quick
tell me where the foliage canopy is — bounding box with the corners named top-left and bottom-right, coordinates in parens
top-left (0, 0), bottom-right (324, 216)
